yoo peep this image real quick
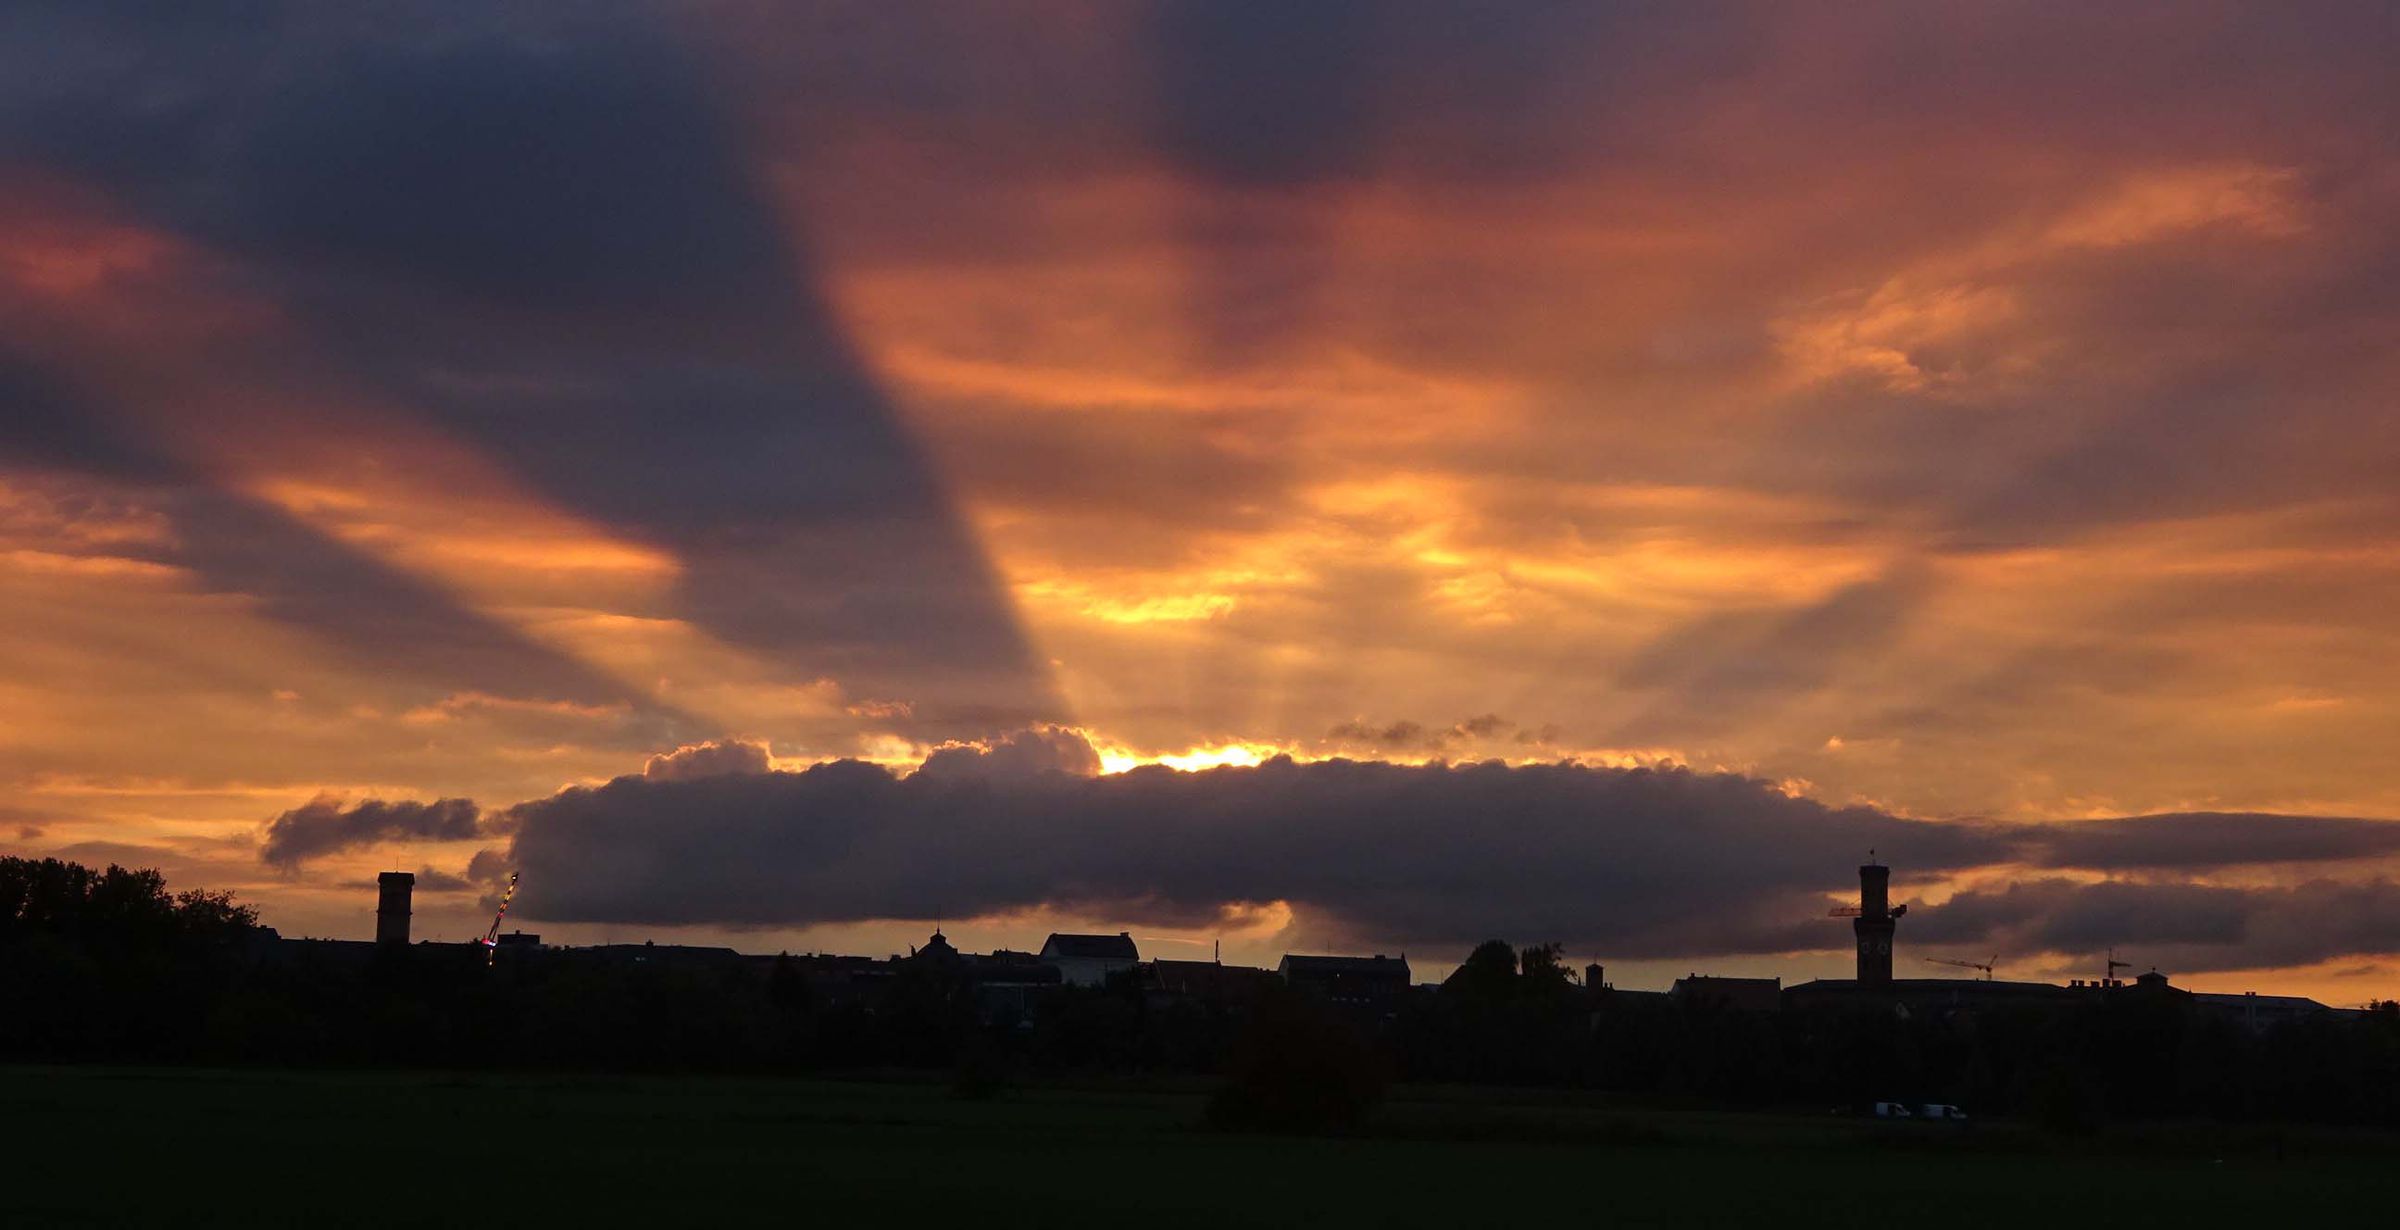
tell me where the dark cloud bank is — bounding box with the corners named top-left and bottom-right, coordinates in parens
top-left (291, 733), bottom-right (2396, 975)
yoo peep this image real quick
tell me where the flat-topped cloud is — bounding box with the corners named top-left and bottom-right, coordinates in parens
top-left (252, 726), bottom-right (2400, 972)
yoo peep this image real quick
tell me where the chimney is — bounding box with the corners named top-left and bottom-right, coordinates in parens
top-left (376, 871), bottom-right (414, 948)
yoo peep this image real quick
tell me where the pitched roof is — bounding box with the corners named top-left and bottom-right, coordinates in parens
top-left (1278, 954), bottom-right (1411, 979)
top-left (1041, 932), bottom-right (1139, 960)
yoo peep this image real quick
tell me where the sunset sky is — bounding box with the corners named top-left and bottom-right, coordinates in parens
top-left (3, 3), bottom-right (2395, 997)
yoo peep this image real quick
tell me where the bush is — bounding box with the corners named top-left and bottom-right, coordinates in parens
top-left (1206, 990), bottom-right (1388, 1133)
top-left (951, 1032), bottom-right (1011, 1100)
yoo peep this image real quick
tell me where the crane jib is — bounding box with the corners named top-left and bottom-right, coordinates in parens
top-left (480, 871), bottom-right (521, 967)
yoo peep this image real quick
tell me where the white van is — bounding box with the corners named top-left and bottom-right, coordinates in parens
top-left (1918, 1103), bottom-right (1968, 1121)
top-left (1872, 1101), bottom-right (1913, 1118)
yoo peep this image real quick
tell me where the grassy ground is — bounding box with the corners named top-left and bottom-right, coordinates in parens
top-left (5, 1065), bottom-right (2394, 1227)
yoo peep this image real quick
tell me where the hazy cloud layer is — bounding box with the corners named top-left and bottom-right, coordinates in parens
top-left (1998, 813), bottom-right (2400, 872)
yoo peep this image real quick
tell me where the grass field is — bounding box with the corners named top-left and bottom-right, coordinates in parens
top-left (5, 1065), bottom-right (2394, 1226)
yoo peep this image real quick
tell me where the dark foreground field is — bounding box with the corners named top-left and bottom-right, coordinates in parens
top-left (5, 1066), bottom-right (2394, 1227)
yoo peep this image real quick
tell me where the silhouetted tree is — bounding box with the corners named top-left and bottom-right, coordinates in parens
top-left (1447, 939), bottom-right (1517, 1000)
top-left (1517, 943), bottom-right (1572, 993)
top-left (1407, 938), bottom-right (1584, 1085)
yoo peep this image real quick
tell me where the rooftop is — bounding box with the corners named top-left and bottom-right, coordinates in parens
top-left (1040, 932), bottom-right (1139, 960)
top-left (1279, 953), bottom-right (1412, 977)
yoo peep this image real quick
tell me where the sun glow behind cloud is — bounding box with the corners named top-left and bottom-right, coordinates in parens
top-left (1095, 742), bottom-right (1283, 775)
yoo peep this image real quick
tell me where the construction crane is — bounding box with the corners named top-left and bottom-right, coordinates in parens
top-left (478, 871), bottom-right (520, 968)
top-left (1925, 955), bottom-right (1998, 981)
top-left (2104, 948), bottom-right (2132, 986)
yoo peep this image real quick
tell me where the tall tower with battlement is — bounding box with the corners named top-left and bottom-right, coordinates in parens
top-left (376, 871), bottom-right (414, 949)
top-left (1853, 861), bottom-right (1898, 985)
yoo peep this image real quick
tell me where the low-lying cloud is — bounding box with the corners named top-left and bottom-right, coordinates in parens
top-left (1910, 878), bottom-right (2400, 975)
top-left (261, 795), bottom-right (483, 868)
top-left (344, 865), bottom-right (477, 893)
top-left (498, 733), bottom-right (1996, 955)
top-left (268, 731), bottom-right (2400, 973)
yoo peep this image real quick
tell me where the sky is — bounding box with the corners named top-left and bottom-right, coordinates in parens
top-left (3, 2), bottom-right (2396, 997)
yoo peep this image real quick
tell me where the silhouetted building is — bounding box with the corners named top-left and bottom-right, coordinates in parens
top-left (1787, 957), bottom-right (2344, 1020)
top-left (787, 953), bottom-right (895, 1008)
top-left (964, 950), bottom-right (1062, 1020)
top-left (1671, 974), bottom-right (1782, 1013)
top-left (1583, 962), bottom-right (1665, 1014)
top-left (891, 930), bottom-right (1062, 1020)
top-left (375, 872), bottom-right (413, 949)
top-left (910, 929), bottom-right (962, 965)
top-left (1278, 954), bottom-right (1412, 1010)
top-left (1039, 932), bottom-right (1140, 986)
top-left (2193, 988), bottom-right (2344, 1032)
top-left (1148, 959), bottom-right (1279, 1007)
top-left (2122, 968), bottom-right (2352, 1031)
top-left (578, 941), bottom-right (746, 969)
top-left (1784, 976), bottom-right (2076, 1013)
